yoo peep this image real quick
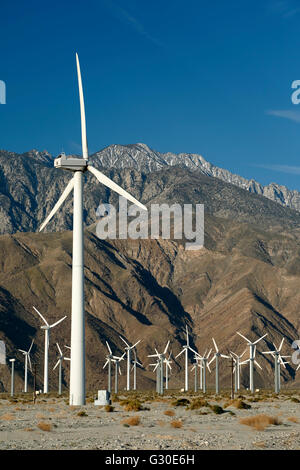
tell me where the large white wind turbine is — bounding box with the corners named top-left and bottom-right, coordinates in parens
top-left (229, 348), bottom-right (247, 392)
top-left (39, 54), bottom-right (147, 406)
top-left (175, 325), bottom-right (198, 392)
top-left (18, 339), bottom-right (34, 393)
top-left (53, 343), bottom-right (70, 395)
top-left (237, 332), bottom-right (267, 393)
top-left (119, 337), bottom-right (141, 391)
top-left (131, 348), bottom-right (143, 391)
top-left (33, 306), bottom-right (67, 394)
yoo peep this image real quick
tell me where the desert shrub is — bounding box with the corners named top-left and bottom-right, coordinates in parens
top-left (224, 399), bottom-right (251, 410)
top-left (104, 405), bottom-right (114, 412)
top-left (170, 420), bottom-right (183, 428)
top-left (287, 417), bottom-right (299, 423)
top-left (188, 398), bottom-right (209, 410)
top-left (209, 405), bottom-right (225, 415)
top-left (37, 421), bottom-right (52, 432)
top-left (0, 413), bottom-right (14, 420)
top-left (77, 410), bottom-right (88, 417)
top-left (121, 416), bottom-right (140, 426)
top-left (171, 398), bottom-right (190, 407)
top-left (120, 399), bottom-right (144, 412)
top-left (290, 397), bottom-right (300, 403)
top-left (164, 410), bottom-right (175, 417)
top-left (239, 414), bottom-right (281, 431)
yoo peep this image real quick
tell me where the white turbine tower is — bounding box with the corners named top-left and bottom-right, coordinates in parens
top-left (112, 353), bottom-right (125, 394)
top-left (39, 54), bottom-right (147, 406)
top-left (198, 349), bottom-right (212, 393)
top-left (33, 306), bottom-right (67, 394)
top-left (262, 338), bottom-right (290, 393)
top-left (148, 341), bottom-right (170, 394)
top-left (237, 332), bottom-right (267, 393)
top-left (229, 348), bottom-right (247, 392)
top-left (131, 348), bottom-right (143, 391)
top-left (175, 326), bottom-right (198, 392)
top-left (53, 343), bottom-right (70, 395)
top-left (18, 339), bottom-right (34, 393)
top-left (119, 337), bottom-right (141, 391)
top-left (103, 341), bottom-right (115, 393)
top-left (208, 338), bottom-right (230, 394)
top-left (164, 352), bottom-right (172, 390)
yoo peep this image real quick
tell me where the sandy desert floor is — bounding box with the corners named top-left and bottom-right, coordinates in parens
top-left (0, 390), bottom-right (299, 451)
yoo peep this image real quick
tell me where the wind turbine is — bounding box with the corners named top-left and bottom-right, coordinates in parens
top-left (229, 348), bottom-right (247, 392)
top-left (112, 353), bottom-right (125, 394)
top-left (148, 341), bottom-right (170, 395)
top-left (9, 358), bottom-right (16, 397)
top-left (149, 360), bottom-right (161, 393)
top-left (175, 326), bottom-right (198, 391)
top-left (53, 343), bottom-right (70, 395)
top-left (237, 332), bottom-right (267, 393)
top-left (33, 306), bottom-right (67, 394)
top-left (39, 54), bottom-right (147, 406)
top-left (262, 338), bottom-right (290, 393)
top-left (208, 338), bottom-right (230, 394)
top-left (131, 348), bottom-right (143, 391)
top-left (119, 337), bottom-right (141, 391)
top-left (164, 352), bottom-right (172, 390)
top-left (18, 339), bottom-right (34, 393)
top-left (103, 341), bottom-right (115, 393)
top-left (198, 349), bottom-right (212, 393)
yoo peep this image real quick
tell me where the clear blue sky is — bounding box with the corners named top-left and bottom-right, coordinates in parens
top-left (1, 0), bottom-right (300, 190)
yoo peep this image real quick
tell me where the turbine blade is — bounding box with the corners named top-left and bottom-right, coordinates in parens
top-left (103, 360), bottom-right (108, 369)
top-left (76, 53), bottom-right (89, 160)
top-left (50, 316), bottom-right (67, 328)
top-left (119, 336), bottom-right (130, 348)
top-left (253, 333), bottom-right (268, 344)
top-left (106, 341), bottom-right (112, 355)
top-left (212, 337), bottom-right (218, 352)
top-left (39, 178), bottom-right (74, 231)
top-left (237, 332), bottom-right (251, 343)
top-left (278, 338), bottom-right (285, 351)
top-left (175, 349), bottom-right (185, 359)
top-left (28, 339), bottom-right (34, 354)
top-left (33, 306), bottom-right (49, 327)
top-left (164, 340), bottom-right (170, 354)
top-left (27, 354), bottom-right (32, 372)
top-left (131, 339), bottom-right (141, 349)
top-left (56, 343), bottom-right (62, 356)
top-left (254, 360), bottom-right (262, 370)
top-left (53, 359), bottom-right (60, 370)
top-left (87, 165), bottom-right (147, 211)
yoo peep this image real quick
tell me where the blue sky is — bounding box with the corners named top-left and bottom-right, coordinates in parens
top-left (1, 0), bottom-right (300, 190)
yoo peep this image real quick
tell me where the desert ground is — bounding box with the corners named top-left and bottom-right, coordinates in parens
top-left (0, 390), bottom-right (299, 451)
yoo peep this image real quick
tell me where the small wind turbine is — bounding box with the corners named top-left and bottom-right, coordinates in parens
top-left (262, 338), bottom-right (290, 393)
top-left (208, 338), bottom-right (230, 394)
top-left (33, 306), bottom-right (67, 394)
top-left (53, 343), bottom-right (70, 395)
top-left (112, 353), bottom-right (125, 394)
top-left (103, 341), bottom-right (115, 393)
top-left (39, 53), bottom-right (147, 406)
top-left (229, 348), bottom-right (247, 392)
top-left (164, 352), bottom-right (172, 390)
top-left (198, 349), bottom-right (212, 393)
top-left (119, 337), bottom-right (141, 391)
top-left (175, 326), bottom-right (198, 391)
top-left (148, 341), bottom-right (170, 395)
top-left (237, 332), bottom-right (267, 393)
top-left (9, 358), bottom-right (16, 397)
top-left (18, 339), bottom-right (34, 393)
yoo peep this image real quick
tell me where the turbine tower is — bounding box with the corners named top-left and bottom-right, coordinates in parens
top-left (262, 338), bottom-right (290, 393)
top-left (39, 54), bottom-right (147, 405)
top-left (18, 339), bottom-right (34, 393)
top-left (148, 341), bottom-right (170, 395)
top-left (237, 332), bottom-right (267, 393)
top-left (229, 348), bottom-right (247, 392)
top-left (53, 343), bottom-right (70, 395)
top-left (131, 348), bottom-right (143, 391)
top-left (103, 341), bottom-right (115, 393)
top-left (175, 325), bottom-right (198, 392)
top-left (119, 337), bottom-right (141, 391)
top-left (112, 353), bottom-right (125, 393)
top-left (33, 306), bottom-right (67, 394)
top-left (208, 338), bottom-right (230, 394)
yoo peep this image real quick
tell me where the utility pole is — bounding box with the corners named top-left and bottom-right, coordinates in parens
top-left (33, 363), bottom-right (37, 404)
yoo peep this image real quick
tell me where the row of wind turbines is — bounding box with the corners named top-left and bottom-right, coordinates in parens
top-left (100, 326), bottom-right (294, 396)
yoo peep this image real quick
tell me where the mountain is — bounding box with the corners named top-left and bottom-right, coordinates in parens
top-left (92, 143), bottom-right (300, 213)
